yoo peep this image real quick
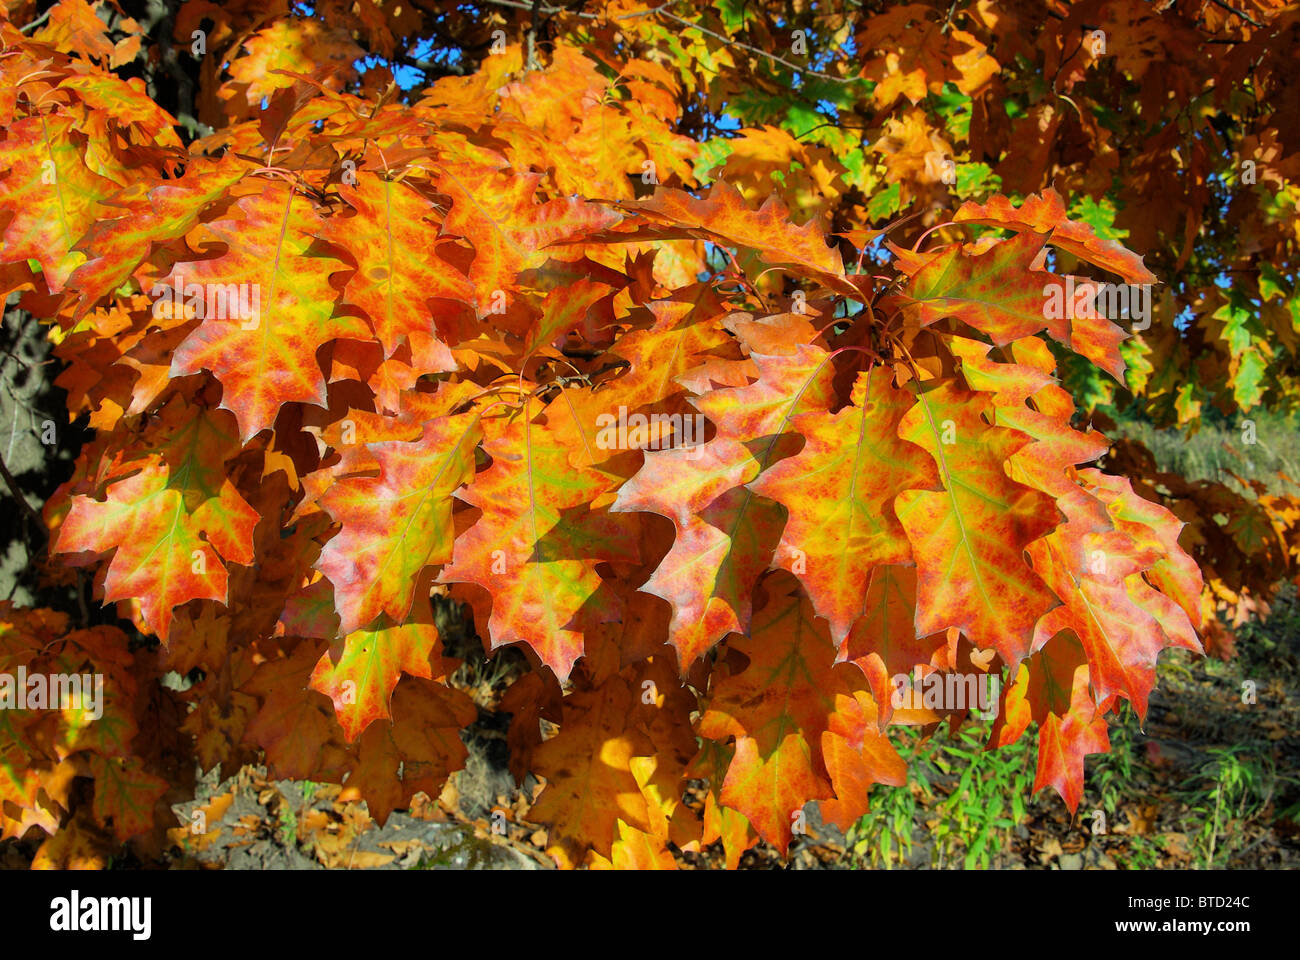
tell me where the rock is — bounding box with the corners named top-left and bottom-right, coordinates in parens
top-left (1058, 852), bottom-right (1084, 870)
top-left (807, 801), bottom-right (846, 848)
top-left (454, 733), bottom-right (516, 820)
top-left (368, 815), bottom-right (544, 869)
top-left (1084, 843), bottom-right (1117, 869)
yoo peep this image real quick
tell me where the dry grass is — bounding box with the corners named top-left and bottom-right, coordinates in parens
top-left (1112, 410), bottom-right (1300, 497)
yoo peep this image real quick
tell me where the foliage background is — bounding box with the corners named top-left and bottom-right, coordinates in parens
top-left (1, 0), bottom-right (1298, 868)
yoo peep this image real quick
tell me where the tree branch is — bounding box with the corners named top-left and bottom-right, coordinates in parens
top-left (1206, 0), bottom-right (1264, 29)
top-left (525, 0), bottom-right (542, 71)
top-left (19, 7), bottom-right (53, 33)
top-left (391, 52), bottom-right (466, 77)
top-left (655, 9), bottom-right (858, 83)
top-left (466, 0), bottom-right (856, 82)
top-left (0, 450), bottom-right (40, 530)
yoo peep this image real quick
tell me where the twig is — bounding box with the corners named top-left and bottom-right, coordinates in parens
top-left (392, 52), bottom-right (465, 76)
top-left (525, 0), bottom-right (542, 71)
top-left (471, 0), bottom-right (666, 19)
top-left (75, 570), bottom-right (89, 624)
top-left (19, 8), bottom-right (53, 33)
top-left (1224, 834), bottom-right (1269, 867)
top-left (1206, 0), bottom-right (1264, 28)
top-left (618, 2), bottom-right (674, 21)
top-left (939, 0), bottom-right (959, 35)
top-left (656, 9), bottom-right (857, 83)
top-left (794, 120), bottom-right (874, 141)
top-left (471, 0), bottom-right (856, 82)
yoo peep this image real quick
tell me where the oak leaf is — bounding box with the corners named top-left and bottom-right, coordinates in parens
top-left (698, 579), bottom-right (843, 854)
top-left (166, 182), bottom-right (372, 441)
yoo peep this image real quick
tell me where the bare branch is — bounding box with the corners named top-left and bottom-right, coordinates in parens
top-left (465, 0), bottom-right (857, 81)
top-left (655, 9), bottom-right (858, 84)
top-left (19, 8), bottom-right (53, 33)
top-left (1206, 0), bottom-right (1264, 29)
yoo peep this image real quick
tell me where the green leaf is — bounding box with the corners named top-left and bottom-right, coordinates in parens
top-left (867, 182), bottom-right (901, 220)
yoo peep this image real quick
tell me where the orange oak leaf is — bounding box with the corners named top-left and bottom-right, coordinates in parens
top-left (241, 641), bottom-right (342, 781)
top-left (1034, 684), bottom-right (1110, 814)
top-left (954, 188), bottom-right (1157, 285)
top-left (1085, 469), bottom-right (1204, 634)
top-left (692, 343), bottom-right (838, 446)
top-left (220, 19), bottom-right (363, 116)
top-left (32, 811), bottom-right (111, 869)
top-left (947, 335), bottom-right (1111, 502)
top-left (309, 605), bottom-right (443, 742)
top-left (321, 172), bottom-right (474, 356)
top-left (0, 114), bottom-right (123, 293)
top-left (438, 406), bottom-right (636, 681)
top-left (342, 677), bottom-right (476, 825)
top-left (52, 405), bottom-right (258, 642)
top-left (819, 688), bottom-right (908, 831)
top-left (522, 277), bottom-right (615, 360)
top-left (894, 381), bottom-right (1062, 668)
top-left (748, 368), bottom-right (940, 644)
top-left (543, 296), bottom-right (735, 467)
top-left (589, 820), bottom-right (678, 869)
top-left (0, 750), bottom-right (78, 842)
top-left (894, 230), bottom-right (1065, 346)
top-left (433, 163), bottom-right (623, 310)
top-left (33, 0), bottom-right (122, 63)
top-left (529, 676), bottom-right (659, 868)
top-left (992, 632), bottom-right (1110, 812)
top-left (681, 738), bottom-right (754, 867)
top-left (588, 754), bottom-right (683, 869)
top-left (698, 579), bottom-right (843, 854)
top-left (607, 343), bottom-right (838, 667)
top-left (618, 180), bottom-right (855, 295)
top-left (612, 437), bottom-right (782, 670)
top-left (858, 6), bottom-right (999, 107)
top-left (840, 564), bottom-right (951, 723)
top-left (67, 154), bottom-right (246, 315)
top-left (316, 411), bottom-right (483, 634)
top-left (1028, 481), bottom-right (1199, 720)
top-left (166, 181), bottom-right (372, 441)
